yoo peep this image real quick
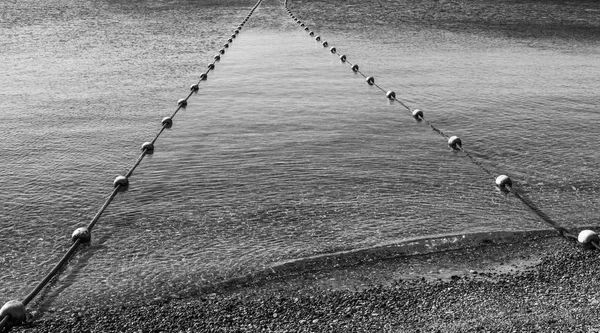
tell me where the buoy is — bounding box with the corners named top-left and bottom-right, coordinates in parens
top-left (322, 41), bottom-right (328, 47)
top-left (161, 117), bottom-right (173, 128)
top-left (304, 27), bottom-right (309, 31)
top-left (448, 136), bottom-right (462, 150)
top-left (238, 26), bottom-right (242, 30)
top-left (578, 230), bottom-right (599, 249)
top-left (309, 31), bottom-right (314, 36)
top-left (219, 48), bottom-right (225, 54)
top-left (200, 73), bottom-right (208, 81)
top-left (214, 54), bottom-right (221, 61)
top-left (366, 77), bottom-right (375, 85)
top-left (495, 175), bottom-right (512, 189)
top-left (177, 99), bottom-right (188, 108)
top-left (141, 141), bottom-right (154, 153)
top-left (190, 84), bottom-right (199, 92)
top-left (71, 227), bottom-right (91, 243)
top-left (301, 23), bottom-right (305, 27)
top-left (412, 109), bottom-right (424, 121)
top-left (352, 64), bottom-right (359, 72)
top-left (315, 36), bottom-right (321, 41)
top-left (113, 175), bottom-right (129, 188)
top-left (0, 300), bottom-right (26, 325)
top-left (230, 34), bottom-right (236, 39)
top-left (207, 63), bottom-right (215, 70)
top-left (330, 47), bottom-right (336, 53)
top-left (234, 29), bottom-right (239, 34)
top-left (386, 90), bottom-right (396, 100)
top-left (227, 38), bottom-right (233, 43)
top-left (340, 54), bottom-right (347, 62)
top-left (224, 43), bottom-right (229, 48)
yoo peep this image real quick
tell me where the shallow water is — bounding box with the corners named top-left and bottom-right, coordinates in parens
top-left (1, 0), bottom-right (600, 311)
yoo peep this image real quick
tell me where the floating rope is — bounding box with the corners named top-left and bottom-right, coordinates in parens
top-left (283, 0), bottom-right (598, 248)
top-left (0, 0), bottom-right (263, 330)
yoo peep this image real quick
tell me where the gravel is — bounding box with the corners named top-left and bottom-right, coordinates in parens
top-left (5, 231), bottom-right (600, 332)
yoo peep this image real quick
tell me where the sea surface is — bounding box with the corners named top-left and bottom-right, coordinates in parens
top-left (1, 0), bottom-right (600, 313)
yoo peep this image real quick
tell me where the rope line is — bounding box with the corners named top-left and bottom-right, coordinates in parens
top-left (0, 0), bottom-right (263, 329)
top-left (284, 1), bottom-right (597, 248)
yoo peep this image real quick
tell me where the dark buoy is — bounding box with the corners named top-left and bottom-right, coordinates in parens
top-left (177, 99), bottom-right (188, 108)
top-left (219, 48), bottom-right (225, 55)
top-left (330, 47), bottom-right (336, 53)
top-left (214, 54), bottom-right (221, 61)
top-left (207, 63), bottom-right (215, 70)
top-left (351, 64), bottom-right (359, 72)
top-left (200, 73), bottom-right (208, 81)
top-left (386, 90), bottom-right (396, 100)
top-left (315, 36), bottom-right (321, 41)
top-left (309, 31), bottom-right (314, 36)
top-left (340, 54), bottom-right (347, 62)
top-left (190, 84), bottom-right (199, 92)
top-left (366, 76), bottom-right (374, 85)
top-left (322, 41), bottom-right (328, 47)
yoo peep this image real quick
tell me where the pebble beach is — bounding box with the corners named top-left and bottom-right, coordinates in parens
top-left (8, 231), bottom-right (600, 332)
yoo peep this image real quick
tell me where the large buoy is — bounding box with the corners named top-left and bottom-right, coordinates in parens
top-left (0, 300), bottom-right (26, 325)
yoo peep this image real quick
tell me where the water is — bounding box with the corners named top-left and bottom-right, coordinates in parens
top-left (1, 0), bottom-right (600, 312)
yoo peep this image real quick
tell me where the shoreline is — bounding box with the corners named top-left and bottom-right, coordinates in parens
top-left (10, 229), bottom-right (600, 332)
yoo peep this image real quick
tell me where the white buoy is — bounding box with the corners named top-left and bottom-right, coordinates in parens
top-left (366, 77), bottom-right (375, 85)
top-left (448, 136), bottom-right (462, 150)
top-left (161, 117), bottom-right (173, 128)
top-left (71, 227), bottom-right (91, 243)
top-left (386, 90), bottom-right (396, 100)
top-left (0, 300), bottom-right (26, 325)
top-left (495, 175), bottom-right (512, 188)
top-left (412, 109), bottom-right (423, 120)
top-left (113, 175), bottom-right (129, 188)
top-left (578, 230), bottom-right (599, 246)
